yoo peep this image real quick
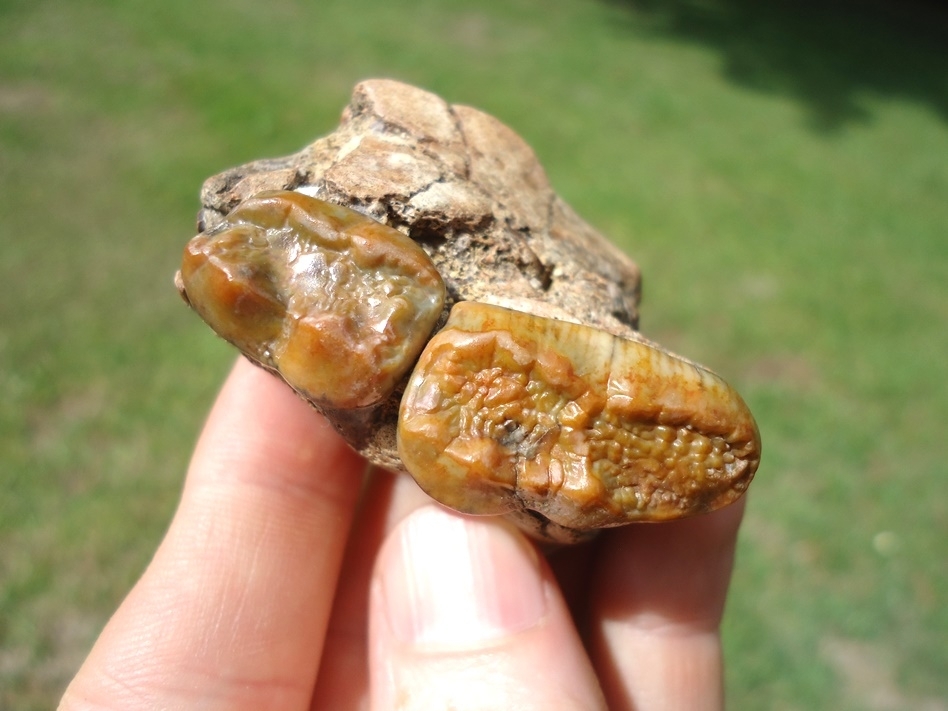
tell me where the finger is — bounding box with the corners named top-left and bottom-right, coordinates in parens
top-left (60, 357), bottom-right (366, 711)
top-left (369, 505), bottom-right (607, 711)
top-left (309, 467), bottom-right (432, 710)
top-left (588, 498), bottom-right (746, 711)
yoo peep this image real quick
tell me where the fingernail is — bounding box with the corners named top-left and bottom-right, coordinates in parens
top-left (380, 507), bottom-right (547, 647)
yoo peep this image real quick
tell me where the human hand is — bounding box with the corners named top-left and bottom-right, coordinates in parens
top-left (60, 356), bottom-right (744, 711)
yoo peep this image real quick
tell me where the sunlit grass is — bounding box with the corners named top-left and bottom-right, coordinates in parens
top-left (2, 0), bottom-right (946, 707)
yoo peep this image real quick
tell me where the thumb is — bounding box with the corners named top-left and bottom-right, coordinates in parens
top-left (368, 505), bottom-right (605, 711)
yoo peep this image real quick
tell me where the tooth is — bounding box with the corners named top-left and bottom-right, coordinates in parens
top-left (178, 190), bottom-right (445, 410)
top-left (397, 301), bottom-right (760, 528)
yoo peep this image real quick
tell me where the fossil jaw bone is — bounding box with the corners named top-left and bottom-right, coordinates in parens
top-left (176, 79), bottom-right (762, 542)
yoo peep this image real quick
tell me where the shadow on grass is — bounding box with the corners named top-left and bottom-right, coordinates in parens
top-left (601, 0), bottom-right (948, 131)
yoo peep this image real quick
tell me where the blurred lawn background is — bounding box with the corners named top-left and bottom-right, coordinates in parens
top-left (2, 0), bottom-right (946, 708)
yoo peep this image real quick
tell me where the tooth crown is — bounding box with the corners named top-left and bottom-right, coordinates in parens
top-left (179, 190), bottom-right (445, 410)
top-left (397, 302), bottom-right (760, 528)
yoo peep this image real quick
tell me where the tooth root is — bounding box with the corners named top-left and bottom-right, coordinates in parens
top-left (178, 190), bottom-right (446, 410)
top-left (397, 301), bottom-right (760, 528)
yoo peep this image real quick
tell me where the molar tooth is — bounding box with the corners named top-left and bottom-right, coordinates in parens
top-left (178, 190), bottom-right (445, 410)
top-left (397, 301), bottom-right (760, 528)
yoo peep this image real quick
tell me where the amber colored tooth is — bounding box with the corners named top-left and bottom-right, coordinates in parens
top-left (397, 301), bottom-right (760, 528)
top-left (178, 190), bottom-right (445, 409)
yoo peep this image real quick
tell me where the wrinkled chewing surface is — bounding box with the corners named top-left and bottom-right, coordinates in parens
top-left (398, 303), bottom-right (760, 529)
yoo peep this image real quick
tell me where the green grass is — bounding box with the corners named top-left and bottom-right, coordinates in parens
top-left (2, 0), bottom-right (946, 707)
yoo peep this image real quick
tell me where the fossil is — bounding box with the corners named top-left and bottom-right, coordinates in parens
top-left (179, 190), bottom-right (445, 410)
top-left (176, 79), bottom-right (760, 543)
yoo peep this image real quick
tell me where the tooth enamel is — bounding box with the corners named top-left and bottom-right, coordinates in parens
top-left (397, 302), bottom-right (760, 528)
top-left (178, 190), bottom-right (445, 410)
